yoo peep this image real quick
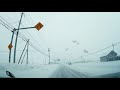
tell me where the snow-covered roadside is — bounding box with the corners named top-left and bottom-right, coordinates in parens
top-left (66, 60), bottom-right (120, 76)
top-left (14, 64), bottom-right (59, 78)
top-left (1, 60), bottom-right (120, 78)
top-left (0, 63), bottom-right (59, 78)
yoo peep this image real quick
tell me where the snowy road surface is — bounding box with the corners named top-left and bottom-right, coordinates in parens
top-left (0, 63), bottom-right (92, 78)
top-left (1, 61), bottom-right (120, 78)
top-left (50, 64), bottom-right (92, 78)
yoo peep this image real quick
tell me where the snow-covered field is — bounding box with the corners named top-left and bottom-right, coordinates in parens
top-left (1, 60), bottom-right (120, 78)
top-left (67, 60), bottom-right (120, 76)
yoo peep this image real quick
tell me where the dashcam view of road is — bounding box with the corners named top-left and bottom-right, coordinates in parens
top-left (1, 12), bottom-right (120, 78)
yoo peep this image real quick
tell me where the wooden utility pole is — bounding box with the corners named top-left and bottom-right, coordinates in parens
top-left (13, 12), bottom-right (24, 63)
top-left (48, 48), bottom-right (50, 64)
top-left (112, 43), bottom-right (114, 51)
top-left (26, 39), bottom-right (29, 64)
top-left (112, 43), bottom-right (116, 61)
top-left (7, 12), bottom-right (43, 64)
top-left (8, 28), bottom-right (16, 63)
top-left (18, 40), bottom-right (28, 64)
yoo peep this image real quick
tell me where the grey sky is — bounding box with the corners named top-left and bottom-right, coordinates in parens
top-left (1, 12), bottom-right (120, 64)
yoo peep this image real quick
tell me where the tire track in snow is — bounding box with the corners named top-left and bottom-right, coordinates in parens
top-left (50, 64), bottom-right (92, 78)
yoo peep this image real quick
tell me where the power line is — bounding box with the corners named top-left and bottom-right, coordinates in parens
top-left (20, 23), bottom-right (47, 54)
top-left (73, 41), bottom-right (120, 61)
top-left (29, 42), bottom-right (49, 56)
top-left (0, 18), bottom-right (26, 42)
top-left (19, 31), bottom-right (49, 57)
top-left (0, 15), bottom-right (55, 63)
top-left (25, 13), bottom-right (49, 53)
top-left (18, 33), bottom-right (49, 57)
top-left (0, 50), bottom-right (23, 52)
top-left (17, 22), bottom-right (49, 56)
top-left (0, 16), bottom-right (15, 29)
top-left (27, 12), bottom-right (56, 61)
top-left (0, 19), bottom-right (13, 30)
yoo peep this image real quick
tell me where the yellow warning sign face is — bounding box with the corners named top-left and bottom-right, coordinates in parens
top-left (8, 43), bottom-right (13, 50)
top-left (35, 22), bottom-right (43, 31)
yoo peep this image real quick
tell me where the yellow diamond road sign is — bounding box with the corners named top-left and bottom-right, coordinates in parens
top-left (35, 22), bottom-right (43, 31)
top-left (8, 43), bottom-right (13, 50)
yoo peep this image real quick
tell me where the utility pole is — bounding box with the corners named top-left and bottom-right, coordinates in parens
top-left (27, 39), bottom-right (29, 64)
top-left (13, 12), bottom-right (24, 63)
top-left (18, 40), bottom-right (28, 64)
top-left (112, 43), bottom-right (114, 51)
top-left (6, 12), bottom-right (43, 64)
top-left (8, 28), bottom-right (16, 63)
top-left (112, 43), bottom-right (116, 61)
top-left (54, 56), bottom-right (55, 64)
top-left (81, 55), bottom-right (83, 61)
top-left (48, 48), bottom-right (50, 64)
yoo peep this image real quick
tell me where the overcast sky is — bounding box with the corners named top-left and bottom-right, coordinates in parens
top-left (1, 12), bottom-right (120, 64)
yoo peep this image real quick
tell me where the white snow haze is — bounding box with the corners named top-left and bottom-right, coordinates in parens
top-left (1, 12), bottom-right (120, 78)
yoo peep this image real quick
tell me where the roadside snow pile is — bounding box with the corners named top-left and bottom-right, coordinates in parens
top-left (0, 64), bottom-right (9, 78)
top-left (96, 72), bottom-right (120, 78)
top-left (67, 60), bottom-right (120, 76)
top-left (14, 64), bottom-right (59, 78)
top-left (0, 63), bottom-right (59, 78)
top-left (0, 63), bottom-right (37, 78)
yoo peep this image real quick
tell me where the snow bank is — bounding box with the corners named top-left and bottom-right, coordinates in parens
top-left (67, 60), bottom-right (120, 76)
top-left (0, 62), bottom-right (59, 78)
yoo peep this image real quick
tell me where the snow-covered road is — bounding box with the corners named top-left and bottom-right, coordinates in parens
top-left (1, 60), bottom-right (120, 78)
top-left (50, 64), bottom-right (92, 78)
top-left (9, 64), bottom-right (92, 78)
top-left (0, 63), bottom-right (92, 78)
